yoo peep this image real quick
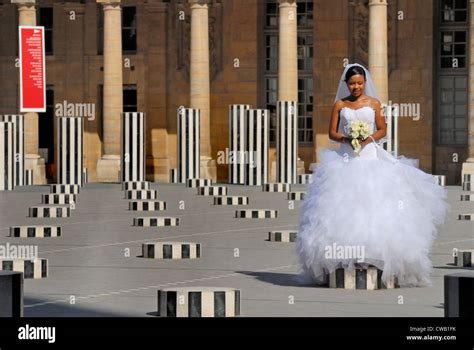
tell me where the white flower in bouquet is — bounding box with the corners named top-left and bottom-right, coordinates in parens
top-left (346, 120), bottom-right (371, 153)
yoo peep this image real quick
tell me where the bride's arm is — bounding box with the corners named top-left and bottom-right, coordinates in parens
top-left (362, 100), bottom-right (387, 146)
top-left (328, 100), bottom-right (350, 144)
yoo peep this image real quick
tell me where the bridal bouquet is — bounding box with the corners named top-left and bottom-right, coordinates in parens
top-left (346, 120), bottom-right (371, 153)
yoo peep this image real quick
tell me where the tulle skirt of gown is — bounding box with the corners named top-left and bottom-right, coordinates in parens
top-left (296, 142), bottom-right (450, 287)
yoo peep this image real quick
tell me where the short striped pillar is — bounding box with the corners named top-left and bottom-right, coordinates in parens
top-left (445, 273), bottom-right (474, 317)
top-left (58, 117), bottom-right (84, 185)
top-left (0, 271), bottom-right (23, 317)
top-left (177, 108), bottom-right (200, 183)
top-left (246, 109), bottom-right (269, 186)
top-left (463, 182), bottom-right (472, 191)
top-left (0, 115), bottom-right (24, 186)
top-left (327, 266), bottom-right (398, 290)
top-left (434, 175), bottom-right (446, 186)
top-left (10, 226), bottom-right (61, 238)
top-left (297, 174), bottom-right (313, 185)
top-left (121, 112), bottom-right (146, 182)
top-left (170, 168), bottom-right (178, 183)
top-left (157, 287), bottom-right (241, 317)
top-left (268, 230), bottom-right (298, 242)
top-left (454, 250), bottom-right (474, 267)
top-left (276, 101), bottom-right (298, 184)
top-left (1, 259), bottom-right (48, 279)
top-left (228, 104), bottom-right (250, 184)
top-left (29, 206), bottom-right (71, 218)
top-left (142, 242), bottom-right (201, 259)
top-left (133, 217), bottom-right (179, 227)
top-left (0, 122), bottom-right (15, 191)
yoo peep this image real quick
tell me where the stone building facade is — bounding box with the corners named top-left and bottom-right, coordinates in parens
top-left (0, 0), bottom-right (472, 184)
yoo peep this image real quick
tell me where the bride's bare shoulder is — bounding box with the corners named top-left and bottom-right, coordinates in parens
top-left (366, 96), bottom-right (382, 108)
top-left (333, 99), bottom-right (345, 111)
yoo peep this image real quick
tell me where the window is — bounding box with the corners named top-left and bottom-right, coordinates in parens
top-left (441, 0), bottom-right (467, 23)
top-left (123, 85), bottom-right (137, 112)
top-left (264, 0), bottom-right (314, 145)
top-left (438, 76), bottom-right (468, 145)
top-left (38, 7), bottom-right (53, 55)
top-left (440, 30), bottom-right (467, 68)
top-left (122, 7), bottom-right (137, 53)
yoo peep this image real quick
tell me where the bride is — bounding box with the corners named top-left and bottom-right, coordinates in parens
top-left (296, 63), bottom-right (449, 287)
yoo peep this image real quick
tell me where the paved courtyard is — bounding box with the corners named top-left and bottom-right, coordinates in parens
top-left (0, 182), bottom-right (472, 317)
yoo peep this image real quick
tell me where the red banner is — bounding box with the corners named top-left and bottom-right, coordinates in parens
top-left (19, 26), bottom-right (46, 112)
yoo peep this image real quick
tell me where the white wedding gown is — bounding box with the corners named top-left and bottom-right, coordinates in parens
top-left (296, 106), bottom-right (450, 287)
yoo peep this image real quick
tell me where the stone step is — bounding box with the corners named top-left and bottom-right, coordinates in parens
top-left (460, 194), bottom-right (474, 201)
top-left (326, 266), bottom-right (398, 290)
top-left (235, 209), bottom-right (277, 219)
top-left (10, 226), bottom-right (61, 238)
top-left (133, 217), bottom-right (179, 227)
top-left (454, 249), bottom-right (474, 267)
top-left (262, 183), bottom-right (291, 193)
top-left (125, 190), bottom-right (158, 200)
top-left (41, 193), bottom-right (77, 205)
top-left (434, 175), bottom-right (446, 186)
top-left (29, 206), bottom-right (71, 218)
top-left (186, 178), bottom-right (213, 188)
top-left (268, 230), bottom-right (298, 242)
top-left (197, 186), bottom-right (227, 196)
top-left (0, 259), bottom-right (48, 279)
top-left (157, 287), bottom-right (241, 317)
top-left (213, 196), bottom-right (249, 206)
top-left (122, 181), bottom-right (150, 191)
top-left (458, 214), bottom-right (474, 221)
top-left (129, 200), bottom-right (166, 211)
top-left (142, 242), bottom-right (201, 259)
top-left (287, 191), bottom-right (306, 201)
top-left (297, 174), bottom-right (313, 185)
top-left (0, 271), bottom-right (23, 316)
top-left (50, 184), bottom-right (80, 194)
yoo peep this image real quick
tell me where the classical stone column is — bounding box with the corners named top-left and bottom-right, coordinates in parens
top-left (189, 0), bottom-right (216, 181)
top-left (462, 0), bottom-right (474, 180)
top-left (96, 0), bottom-right (123, 182)
top-left (368, 0), bottom-right (389, 105)
top-left (277, 0), bottom-right (298, 101)
top-left (12, 0), bottom-right (46, 184)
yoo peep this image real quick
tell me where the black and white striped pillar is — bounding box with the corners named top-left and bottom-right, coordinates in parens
top-left (0, 115), bottom-right (24, 187)
top-left (177, 108), bottom-right (200, 183)
top-left (157, 287), bottom-right (241, 317)
top-left (25, 169), bottom-right (33, 185)
top-left (121, 112), bottom-right (146, 183)
top-left (0, 122), bottom-right (15, 191)
top-left (58, 117), bottom-right (84, 185)
top-left (276, 101), bottom-right (298, 184)
top-left (228, 104), bottom-right (250, 185)
top-left (0, 271), bottom-right (23, 317)
top-left (1, 259), bottom-right (48, 279)
top-left (246, 109), bottom-right (269, 186)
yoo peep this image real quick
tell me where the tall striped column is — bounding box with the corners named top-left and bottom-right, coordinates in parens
top-left (0, 122), bottom-right (15, 191)
top-left (246, 109), bottom-right (269, 186)
top-left (121, 112), bottom-right (146, 182)
top-left (58, 117), bottom-right (84, 185)
top-left (276, 101), bottom-right (298, 184)
top-left (0, 115), bottom-right (24, 186)
top-left (177, 108), bottom-right (200, 183)
top-left (228, 105), bottom-right (250, 184)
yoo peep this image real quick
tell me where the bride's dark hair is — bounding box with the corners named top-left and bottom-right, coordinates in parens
top-left (344, 65), bottom-right (366, 82)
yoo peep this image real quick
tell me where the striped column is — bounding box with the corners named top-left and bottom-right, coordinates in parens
top-left (121, 112), bottom-right (146, 182)
top-left (177, 108), bottom-right (200, 183)
top-left (0, 122), bottom-right (15, 191)
top-left (0, 115), bottom-right (24, 186)
top-left (384, 105), bottom-right (399, 156)
top-left (276, 101), bottom-right (298, 184)
top-left (58, 117), bottom-right (84, 185)
top-left (246, 109), bottom-right (269, 186)
top-left (228, 104), bottom-right (250, 184)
